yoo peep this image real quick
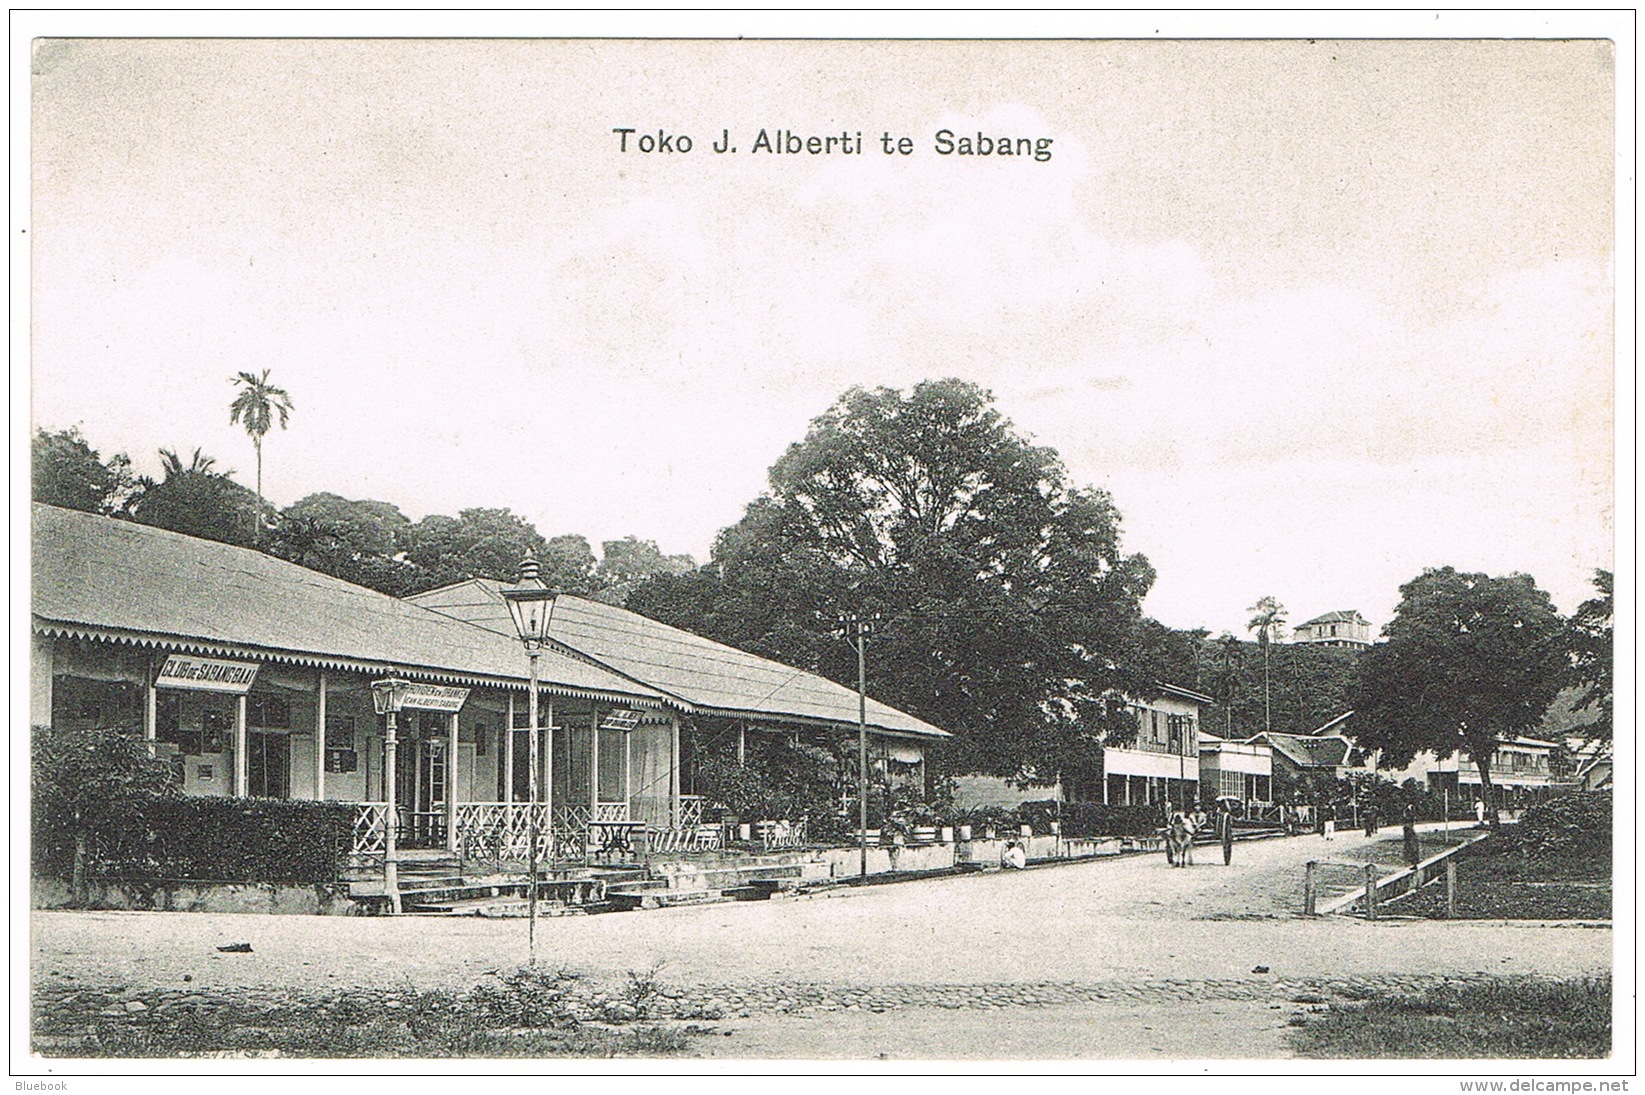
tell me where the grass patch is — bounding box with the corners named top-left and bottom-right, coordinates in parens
top-left (1289, 974), bottom-right (1611, 1059)
top-left (1384, 794), bottom-right (1613, 920)
top-left (35, 967), bottom-right (698, 1059)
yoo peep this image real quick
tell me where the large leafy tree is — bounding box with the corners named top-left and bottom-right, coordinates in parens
top-left (596, 536), bottom-right (696, 589)
top-left (403, 507), bottom-right (560, 595)
top-left (267, 493), bottom-right (416, 594)
top-left (1353, 567), bottom-right (1566, 827)
top-left (1566, 568), bottom-right (1613, 743)
top-left (629, 379), bottom-right (1157, 781)
top-left (32, 427), bottom-right (135, 515)
top-left (228, 369), bottom-right (294, 506)
top-left (128, 448), bottom-right (269, 547)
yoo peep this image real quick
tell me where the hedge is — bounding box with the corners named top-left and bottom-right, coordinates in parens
top-left (88, 796), bottom-right (355, 886)
top-left (1017, 799), bottom-right (1159, 837)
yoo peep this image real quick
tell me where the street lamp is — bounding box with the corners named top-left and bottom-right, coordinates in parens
top-left (369, 676), bottom-right (412, 916)
top-left (499, 550), bottom-right (557, 966)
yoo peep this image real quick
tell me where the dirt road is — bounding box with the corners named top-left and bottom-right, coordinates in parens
top-left (30, 827), bottom-right (1612, 1060)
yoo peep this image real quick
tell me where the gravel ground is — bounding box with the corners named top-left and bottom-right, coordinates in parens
top-left (29, 825), bottom-right (1612, 1061)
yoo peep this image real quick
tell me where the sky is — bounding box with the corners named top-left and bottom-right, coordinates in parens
top-left (28, 35), bottom-right (1618, 638)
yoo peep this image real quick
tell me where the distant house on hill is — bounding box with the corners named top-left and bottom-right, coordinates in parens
top-left (1290, 610), bottom-right (1372, 648)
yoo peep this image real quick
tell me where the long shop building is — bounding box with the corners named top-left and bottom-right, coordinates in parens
top-left (31, 504), bottom-right (948, 864)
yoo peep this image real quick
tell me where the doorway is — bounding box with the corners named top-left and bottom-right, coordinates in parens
top-left (246, 731), bottom-right (290, 799)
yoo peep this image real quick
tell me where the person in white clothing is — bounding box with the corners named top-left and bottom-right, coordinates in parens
top-left (1001, 840), bottom-right (1027, 870)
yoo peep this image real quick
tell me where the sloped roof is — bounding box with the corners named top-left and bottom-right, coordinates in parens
top-left (1259, 732), bottom-right (1353, 769)
top-left (1297, 610), bottom-right (1368, 628)
top-left (31, 504), bottom-right (667, 705)
top-left (408, 579), bottom-right (950, 739)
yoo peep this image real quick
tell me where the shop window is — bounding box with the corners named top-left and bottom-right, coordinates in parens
top-left (157, 692), bottom-right (181, 736)
top-left (200, 708), bottom-right (229, 753)
top-left (324, 715), bottom-right (358, 773)
top-left (248, 694), bottom-right (290, 730)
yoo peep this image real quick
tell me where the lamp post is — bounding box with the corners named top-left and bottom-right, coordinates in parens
top-left (369, 676), bottom-right (412, 916)
top-left (500, 550), bottom-right (557, 967)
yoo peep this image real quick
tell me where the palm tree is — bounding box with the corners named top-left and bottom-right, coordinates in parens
top-left (228, 369), bottom-right (294, 505)
top-left (1247, 596), bottom-right (1287, 735)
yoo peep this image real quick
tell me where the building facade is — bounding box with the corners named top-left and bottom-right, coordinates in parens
top-left (31, 505), bottom-right (948, 863)
top-left (1197, 734), bottom-right (1274, 811)
top-left (1099, 684), bottom-right (1212, 809)
top-left (1290, 610), bottom-right (1372, 648)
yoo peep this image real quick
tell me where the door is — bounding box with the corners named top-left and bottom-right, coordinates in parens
top-left (246, 732), bottom-right (290, 799)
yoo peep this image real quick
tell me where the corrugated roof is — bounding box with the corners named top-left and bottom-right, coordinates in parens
top-left (409, 579), bottom-right (950, 739)
top-left (31, 504), bottom-right (667, 705)
top-left (1258, 732), bottom-right (1353, 769)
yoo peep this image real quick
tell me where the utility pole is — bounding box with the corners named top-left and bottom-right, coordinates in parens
top-left (837, 612), bottom-right (879, 881)
top-left (1221, 633), bottom-right (1238, 738)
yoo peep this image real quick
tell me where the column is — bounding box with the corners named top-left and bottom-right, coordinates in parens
top-left (670, 715), bottom-right (682, 828)
top-left (29, 632), bottom-right (54, 728)
top-left (504, 692), bottom-right (515, 805)
top-left (543, 698), bottom-right (555, 832)
top-left (314, 670), bottom-right (327, 801)
top-left (589, 704), bottom-right (601, 815)
top-left (413, 729), bottom-right (425, 829)
top-left (621, 719), bottom-right (631, 812)
top-left (446, 710), bottom-right (460, 852)
top-left (736, 720), bottom-right (746, 764)
top-left (233, 693), bottom-right (249, 797)
top-left (143, 654), bottom-right (158, 756)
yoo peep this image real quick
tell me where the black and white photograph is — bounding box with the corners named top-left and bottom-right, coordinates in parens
top-left (15, 13), bottom-right (1630, 1079)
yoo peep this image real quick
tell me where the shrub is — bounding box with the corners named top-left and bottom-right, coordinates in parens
top-left (1502, 791), bottom-right (1610, 863)
top-left (32, 724), bottom-right (179, 880)
top-left (1018, 799), bottom-right (1157, 837)
top-left (93, 795), bottom-right (354, 885)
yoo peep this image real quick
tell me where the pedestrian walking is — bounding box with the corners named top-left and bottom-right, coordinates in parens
top-left (1322, 802), bottom-right (1336, 841)
top-left (1218, 800), bottom-right (1235, 865)
top-left (1363, 802), bottom-right (1378, 837)
top-left (1474, 798), bottom-right (1486, 826)
top-left (1403, 803), bottom-right (1420, 867)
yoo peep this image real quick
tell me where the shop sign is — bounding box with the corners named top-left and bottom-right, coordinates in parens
top-left (156, 655), bottom-right (260, 694)
top-left (599, 707), bottom-right (644, 731)
top-left (401, 684), bottom-right (470, 712)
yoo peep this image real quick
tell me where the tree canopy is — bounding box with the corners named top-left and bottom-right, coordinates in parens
top-left (1565, 568), bottom-right (1613, 743)
top-left (628, 378), bottom-right (1159, 780)
top-left (32, 427), bottom-right (134, 515)
top-left (1353, 566), bottom-right (1566, 823)
top-left (266, 493), bottom-right (418, 595)
top-left (128, 448), bottom-right (269, 548)
top-left (403, 508), bottom-right (553, 595)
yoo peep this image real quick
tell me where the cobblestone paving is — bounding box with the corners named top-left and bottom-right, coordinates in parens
top-left (33, 968), bottom-right (1509, 1034)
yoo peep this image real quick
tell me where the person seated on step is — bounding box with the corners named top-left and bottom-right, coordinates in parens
top-left (1001, 839), bottom-right (1027, 870)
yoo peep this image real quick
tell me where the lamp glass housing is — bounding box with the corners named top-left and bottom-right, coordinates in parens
top-left (500, 555), bottom-right (557, 646)
top-left (370, 677), bottom-right (413, 716)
